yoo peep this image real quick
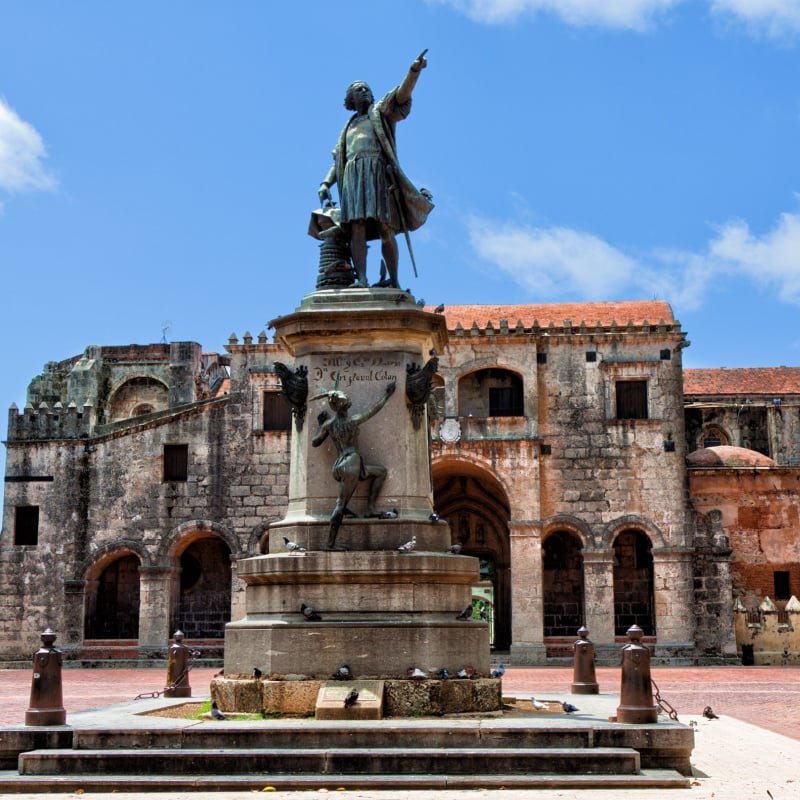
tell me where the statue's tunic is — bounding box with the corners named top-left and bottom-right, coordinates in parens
top-left (330, 87), bottom-right (433, 241)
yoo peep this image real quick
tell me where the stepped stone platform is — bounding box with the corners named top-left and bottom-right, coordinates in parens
top-left (0, 688), bottom-right (694, 792)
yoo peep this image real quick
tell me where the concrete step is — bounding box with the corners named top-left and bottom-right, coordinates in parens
top-left (19, 746), bottom-right (640, 776)
top-left (74, 723), bottom-right (596, 751)
top-left (0, 769), bottom-right (693, 791)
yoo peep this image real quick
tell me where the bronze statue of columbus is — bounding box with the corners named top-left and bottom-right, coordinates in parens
top-left (318, 51), bottom-right (434, 289)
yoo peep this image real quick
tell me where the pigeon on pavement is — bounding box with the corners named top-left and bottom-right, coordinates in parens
top-left (531, 696), bottom-right (547, 710)
top-left (703, 705), bottom-right (719, 719)
top-left (407, 667), bottom-right (427, 679)
top-left (333, 664), bottom-right (352, 680)
top-left (300, 602), bottom-right (322, 621)
top-left (397, 535), bottom-right (417, 553)
top-left (562, 701), bottom-right (579, 713)
top-left (210, 701), bottom-right (226, 720)
top-left (491, 664), bottom-right (505, 678)
top-left (283, 536), bottom-right (306, 553)
top-left (344, 688), bottom-right (359, 708)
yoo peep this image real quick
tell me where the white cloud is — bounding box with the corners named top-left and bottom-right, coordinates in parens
top-left (710, 0), bottom-right (800, 40)
top-left (432, 0), bottom-right (684, 29)
top-left (710, 209), bottom-right (800, 303)
top-left (0, 98), bottom-right (56, 194)
top-left (469, 206), bottom-right (800, 313)
top-left (469, 218), bottom-right (642, 297)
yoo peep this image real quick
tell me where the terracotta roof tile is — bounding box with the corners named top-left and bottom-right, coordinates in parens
top-left (428, 300), bottom-right (675, 329)
top-left (684, 367), bottom-right (800, 396)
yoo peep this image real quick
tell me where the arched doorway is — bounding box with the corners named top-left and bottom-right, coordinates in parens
top-left (613, 530), bottom-right (655, 635)
top-left (432, 461), bottom-right (511, 650)
top-left (542, 530), bottom-right (585, 637)
top-left (84, 553), bottom-right (141, 639)
top-left (172, 537), bottom-right (232, 638)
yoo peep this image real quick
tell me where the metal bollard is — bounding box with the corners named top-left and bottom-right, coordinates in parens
top-left (570, 626), bottom-right (599, 694)
top-left (25, 628), bottom-right (67, 726)
top-left (615, 624), bottom-right (658, 723)
top-left (164, 630), bottom-right (192, 698)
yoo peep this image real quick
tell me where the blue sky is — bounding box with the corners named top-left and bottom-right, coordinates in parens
top-left (1, 0), bottom-right (800, 431)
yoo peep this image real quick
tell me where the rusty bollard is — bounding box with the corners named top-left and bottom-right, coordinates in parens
top-left (164, 630), bottom-right (192, 698)
top-left (571, 626), bottom-right (599, 694)
top-left (615, 624), bottom-right (658, 723)
top-left (25, 628), bottom-right (66, 726)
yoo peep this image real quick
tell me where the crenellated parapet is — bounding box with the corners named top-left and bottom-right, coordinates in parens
top-left (7, 400), bottom-right (95, 441)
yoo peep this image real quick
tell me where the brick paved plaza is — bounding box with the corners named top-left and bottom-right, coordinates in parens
top-left (1, 664), bottom-right (799, 740)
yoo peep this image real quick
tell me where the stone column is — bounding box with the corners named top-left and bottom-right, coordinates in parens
top-left (230, 560), bottom-right (247, 622)
top-left (652, 547), bottom-right (695, 661)
top-left (138, 566), bottom-right (176, 655)
top-left (508, 520), bottom-right (547, 664)
top-left (582, 550), bottom-right (615, 645)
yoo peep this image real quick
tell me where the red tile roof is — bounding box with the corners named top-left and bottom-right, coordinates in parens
top-left (684, 367), bottom-right (800, 396)
top-left (429, 301), bottom-right (675, 329)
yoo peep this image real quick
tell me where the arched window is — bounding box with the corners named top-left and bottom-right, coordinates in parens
top-left (84, 554), bottom-right (141, 639)
top-left (542, 531), bottom-right (585, 637)
top-left (613, 530), bottom-right (655, 635)
top-left (457, 368), bottom-right (523, 418)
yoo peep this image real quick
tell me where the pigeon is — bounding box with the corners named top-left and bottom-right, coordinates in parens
top-left (430, 512), bottom-right (441, 523)
top-left (456, 666), bottom-right (475, 679)
top-left (434, 303), bottom-right (445, 314)
top-left (210, 701), bottom-right (226, 720)
top-left (252, 667), bottom-right (263, 678)
top-left (491, 664), bottom-right (505, 678)
top-left (445, 543), bottom-right (462, 554)
top-left (344, 688), bottom-right (359, 708)
top-left (397, 535), bottom-right (417, 553)
top-left (437, 668), bottom-right (449, 680)
top-left (283, 536), bottom-right (306, 553)
top-left (394, 293), bottom-right (408, 304)
top-left (455, 605), bottom-right (472, 620)
top-left (416, 297), bottom-right (426, 307)
top-left (332, 664), bottom-right (352, 681)
top-left (703, 705), bottom-right (719, 720)
top-left (479, 607), bottom-right (489, 621)
top-left (214, 668), bottom-right (224, 677)
top-left (531, 696), bottom-right (547, 710)
top-left (301, 602), bottom-right (322, 621)
top-left (407, 667), bottom-right (428, 679)
top-left (562, 701), bottom-right (579, 713)
top-left (379, 508), bottom-right (398, 519)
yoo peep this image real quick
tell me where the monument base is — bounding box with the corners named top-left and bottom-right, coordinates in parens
top-left (211, 676), bottom-right (503, 717)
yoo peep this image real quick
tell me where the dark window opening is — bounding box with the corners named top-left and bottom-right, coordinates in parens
top-left (263, 392), bottom-right (292, 431)
top-left (537, 352), bottom-right (547, 364)
top-left (14, 505), bottom-right (39, 546)
top-left (163, 444), bottom-right (188, 482)
top-left (586, 351), bottom-right (597, 362)
top-left (703, 435), bottom-right (722, 447)
top-left (489, 386), bottom-right (523, 417)
top-left (616, 380), bottom-right (648, 420)
top-left (774, 571), bottom-right (791, 601)
top-left (660, 349), bottom-right (671, 360)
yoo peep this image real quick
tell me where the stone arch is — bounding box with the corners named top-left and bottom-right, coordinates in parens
top-left (599, 515), bottom-right (667, 552)
top-left (456, 365), bottom-right (525, 418)
top-left (541, 528), bottom-right (585, 637)
top-left (542, 514), bottom-right (597, 551)
top-left (158, 519), bottom-right (242, 563)
top-left (83, 541), bottom-right (149, 641)
top-left (611, 528), bottom-right (656, 636)
top-left (162, 520), bottom-right (240, 639)
top-left (698, 423), bottom-right (731, 450)
top-left (106, 374), bottom-right (169, 423)
top-left (432, 457), bottom-right (511, 649)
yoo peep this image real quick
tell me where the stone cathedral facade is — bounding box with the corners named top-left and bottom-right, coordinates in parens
top-left (2, 300), bottom-right (799, 665)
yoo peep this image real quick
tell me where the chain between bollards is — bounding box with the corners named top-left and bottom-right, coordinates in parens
top-left (652, 678), bottom-right (680, 721)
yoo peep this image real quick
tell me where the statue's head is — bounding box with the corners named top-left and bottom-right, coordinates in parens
top-left (328, 390), bottom-right (352, 412)
top-left (344, 81), bottom-right (374, 111)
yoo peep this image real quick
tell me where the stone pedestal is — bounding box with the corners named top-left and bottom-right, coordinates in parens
top-left (224, 290), bottom-right (491, 707)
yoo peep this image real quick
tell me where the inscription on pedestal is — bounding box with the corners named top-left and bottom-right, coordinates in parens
top-left (315, 680), bottom-right (385, 720)
top-left (313, 353), bottom-right (402, 391)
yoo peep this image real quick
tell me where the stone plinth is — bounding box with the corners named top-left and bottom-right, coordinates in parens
top-left (271, 289), bottom-right (447, 523)
top-left (225, 549), bottom-right (489, 678)
top-left (316, 681), bottom-right (384, 720)
top-left (210, 676), bottom-right (502, 716)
